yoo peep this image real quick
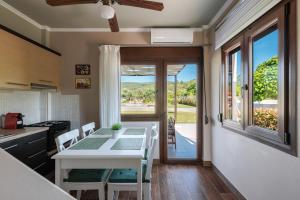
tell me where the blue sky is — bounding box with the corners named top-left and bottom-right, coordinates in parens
top-left (253, 29), bottom-right (278, 70)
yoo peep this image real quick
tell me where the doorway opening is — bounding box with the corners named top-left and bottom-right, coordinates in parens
top-left (167, 64), bottom-right (198, 160)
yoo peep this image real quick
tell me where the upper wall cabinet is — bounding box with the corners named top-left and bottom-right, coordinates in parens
top-left (0, 29), bottom-right (31, 90)
top-left (29, 44), bottom-right (61, 87)
top-left (0, 27), bottom-right (61, 90)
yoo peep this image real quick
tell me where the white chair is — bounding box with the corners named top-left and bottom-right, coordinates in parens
top-left (107, 133), bottom-right (158, 200)
top-left (81, 122), bottom-right (95, 138)
top-left (55, 129), bottom-right (110, 200)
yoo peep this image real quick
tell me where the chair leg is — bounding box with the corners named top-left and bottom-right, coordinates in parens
top-left (107, 186), bottom-right (114, 200)
top-left (143, 183), bottom-right (151, 200)
top-left (98, 188), bottom-right (105, 200)
top-left (76, 190), bottom-right (82, 200)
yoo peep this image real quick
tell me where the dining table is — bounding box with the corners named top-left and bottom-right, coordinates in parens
top-left (52, 127), bottom-right (147, 200)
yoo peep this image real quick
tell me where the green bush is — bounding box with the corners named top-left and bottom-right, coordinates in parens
top-left (253, 108), bottom-right (278, 131)
top-left (253, 57), bottom-right (278, 102)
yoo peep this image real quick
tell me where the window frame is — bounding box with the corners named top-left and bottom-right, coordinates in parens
top-left (120, 59), bottom-right (162, 120)
top-left (221, 0), bottom-right (297, 155)
top-left (222, 36), bottom-right (245, 131)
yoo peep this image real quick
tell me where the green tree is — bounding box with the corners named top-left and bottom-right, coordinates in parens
top-left (253, 57), bottom-right (278, 102)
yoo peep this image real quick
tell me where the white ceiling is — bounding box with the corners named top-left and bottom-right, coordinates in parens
top-left (2, 0), bottom-right (226, 29)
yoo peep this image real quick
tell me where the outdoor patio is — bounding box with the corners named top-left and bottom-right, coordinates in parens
top-left (168, 123), bottom-right (197, 159)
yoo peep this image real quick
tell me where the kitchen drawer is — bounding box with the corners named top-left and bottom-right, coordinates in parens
top-left (22, 133), bottom-right (47, 156)
top-left (0, 139), bottom-right (22, 161)
top-left (33, 161), bottom-right (48, 175)
top-left (24, 149), bottom-right (47, 169)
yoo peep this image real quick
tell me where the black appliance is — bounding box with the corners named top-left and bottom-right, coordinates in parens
top-left (26, 121), bottom-right (71, 156)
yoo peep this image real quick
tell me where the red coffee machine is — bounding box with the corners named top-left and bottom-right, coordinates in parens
top-left (4, 113), bottom-right (24, 129)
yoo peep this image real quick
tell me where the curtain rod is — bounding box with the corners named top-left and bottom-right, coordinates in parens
top-left (98, 44), bottom-right (209, 47)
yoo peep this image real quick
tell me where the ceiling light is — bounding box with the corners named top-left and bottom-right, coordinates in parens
top-left (100, 5), bottom-right (115, 19)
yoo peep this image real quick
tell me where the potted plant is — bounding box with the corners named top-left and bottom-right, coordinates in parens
top-left (111, 123), bottom-right (122, 139)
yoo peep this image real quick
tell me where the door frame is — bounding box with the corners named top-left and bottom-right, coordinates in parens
top-left (120, 47), bottom-right (204, 164)
top-left (162, 58), bottom-right (203, 164)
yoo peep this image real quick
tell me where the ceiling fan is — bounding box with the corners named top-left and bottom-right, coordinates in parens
top-left (46, 0), bottom-right (164, 32)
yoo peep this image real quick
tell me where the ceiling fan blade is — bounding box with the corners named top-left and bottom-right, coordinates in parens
top-left (117, 0), bottom-right (164, 11)
top-left (108, 14), bottom-right (120, 32)
top-left (46, 0), bottom-right (99, 6)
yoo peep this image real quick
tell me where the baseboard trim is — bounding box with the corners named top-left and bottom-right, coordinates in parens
top-left (212, 164), bottom-right (247, 200)
top-left (202, 160), bottom-right (212, 167)
top-left (153, 159), bottom-right (160, 165)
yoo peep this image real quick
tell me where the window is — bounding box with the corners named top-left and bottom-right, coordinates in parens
top-left (224, 46), bottom-right (243, 125)
top-left (252, 27), bottom-right (279, 132)
top-left (121, 65), bottom-right (157, 115)
top-left (221, 1), bottom-right (297, 155)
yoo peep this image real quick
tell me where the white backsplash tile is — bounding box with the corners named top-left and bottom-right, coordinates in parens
top-left (49, 93), bottom-right (80, 130)
top-left (0, 90), bottom-right (80, 128)
top-left (0, 90), bottom-right (42, 124)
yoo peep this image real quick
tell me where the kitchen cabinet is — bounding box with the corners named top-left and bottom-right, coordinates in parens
top-left (0, 131), bottom-right (48, 175)
top-left (0, 26), bottom-right (61, 90)
top-left (29, 44), bottom-right (61, 87)
top-left (0, 29), bottom-right (31, 90)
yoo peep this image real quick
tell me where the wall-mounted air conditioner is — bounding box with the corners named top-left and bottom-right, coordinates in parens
top-left (151, 28), bottom-right (194, 44)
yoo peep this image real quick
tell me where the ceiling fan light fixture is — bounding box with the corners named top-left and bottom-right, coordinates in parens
top-left (100, 5), bottom-right (115, 19)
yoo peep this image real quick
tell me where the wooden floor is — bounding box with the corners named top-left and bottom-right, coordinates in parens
top-left (75, 164), bottom-right (238, 200)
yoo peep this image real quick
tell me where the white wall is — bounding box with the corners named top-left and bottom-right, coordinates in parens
top-left (210, 2), bottom-right (300, 200)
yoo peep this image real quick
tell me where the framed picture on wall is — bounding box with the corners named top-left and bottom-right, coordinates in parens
top-left (75, 64), bottom-right (91, 75)
top-left (75, 78), bottom-right (91, 89)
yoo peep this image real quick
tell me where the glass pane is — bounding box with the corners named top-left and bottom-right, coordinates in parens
top-left (252, 28), bottom-right (279, 131)
top-left (226, 48), bottom-right (242, 123)
top-left (121, 65), bottom-right (156, 115)
top-left (167, 64), bottom-right (197, 160)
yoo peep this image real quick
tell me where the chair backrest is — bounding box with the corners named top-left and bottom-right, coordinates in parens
top-left (145, 135), bottom-right (158, 180)
top-left (55, 129), bottom-right (80, 152)
top-left (81, 122), bottom-right (95, 138)
top-left (148, 125), bottom-right (158, 150)
top-left (122, 121), bottom-right (158, 148)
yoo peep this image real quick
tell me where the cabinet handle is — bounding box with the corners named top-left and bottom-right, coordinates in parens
top-left (39, 80), bottom-right (53, 83)
top-left (33, 162), bottom-right (47, 170)
top-left (27, 137), bottom-right (46, 144)
top-left (6, 82), bottom-right (29, 87)
top-left (28, 150), bottom-right (46, 159)
top-left (4, 144), bottom-right (18, 150)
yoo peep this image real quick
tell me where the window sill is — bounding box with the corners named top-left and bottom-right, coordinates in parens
top-left (222, 123), bottom-right (297, 157)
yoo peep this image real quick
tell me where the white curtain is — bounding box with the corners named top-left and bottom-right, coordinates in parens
top-left (99, 45), bottom-right (121, 128)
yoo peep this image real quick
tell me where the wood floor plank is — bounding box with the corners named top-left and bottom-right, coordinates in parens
top-left (49, 164), bottom-right (239, 200)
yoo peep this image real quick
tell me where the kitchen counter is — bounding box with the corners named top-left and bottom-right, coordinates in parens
top-left (0, 127), bottom-right (49, 143)
top-left (0, 149), bottom-right (75, 200)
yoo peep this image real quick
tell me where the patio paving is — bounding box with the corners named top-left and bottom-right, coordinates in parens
top-left (168, 123), bottom-right (197, 159)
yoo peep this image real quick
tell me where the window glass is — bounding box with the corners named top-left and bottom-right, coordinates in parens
top-left (252, 28), bottom-right (279, 131)
top-left (227, 48), bottom-right (242, 123)
top-left (121, 65), bottom-right (156, 115)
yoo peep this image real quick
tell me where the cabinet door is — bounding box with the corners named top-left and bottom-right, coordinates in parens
top-left (0, 29), bottom-right (30, 90)
top-left (29, 45), bottom-right (61, 87)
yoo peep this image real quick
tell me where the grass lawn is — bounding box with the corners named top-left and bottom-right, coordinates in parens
top-left (168, 111), bottom-right (196, 123)
top-left (168, 103), bottom-right (195, 108)
top-left (121, 110), bottom-right (196, 123)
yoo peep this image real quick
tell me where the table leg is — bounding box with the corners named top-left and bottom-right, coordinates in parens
top-left (137, 160), bottom-right (143, 200)
top-left (55, 159), bottom-right (62, 187)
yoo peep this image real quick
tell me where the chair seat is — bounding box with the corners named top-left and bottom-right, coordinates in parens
top-left (64, 169), bottom-right (111, 183)
top-left (108, 164), bottom-right (149, 183)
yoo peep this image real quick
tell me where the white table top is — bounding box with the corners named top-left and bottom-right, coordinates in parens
top-left (52, 128), bottom-right (146, 160)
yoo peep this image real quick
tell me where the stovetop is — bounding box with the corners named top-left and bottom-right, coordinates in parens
top-left (25, 121), bottom-right (70, 127)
